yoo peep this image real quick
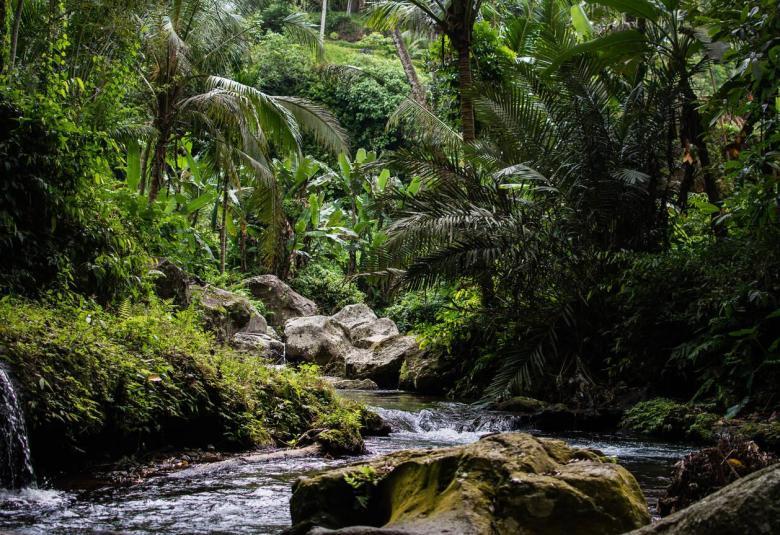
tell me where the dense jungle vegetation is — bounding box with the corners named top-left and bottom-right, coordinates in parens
top-left (0, 0), bottom-right (779, 468)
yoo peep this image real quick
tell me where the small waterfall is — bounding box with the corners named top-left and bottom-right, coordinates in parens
top-left (0, 364), bottom-right (34, 489)
top-left (373, 403), bottom-right (525, 436)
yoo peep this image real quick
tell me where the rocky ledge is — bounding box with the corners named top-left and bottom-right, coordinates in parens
top-left (288, 432), bottom-right (650, 535)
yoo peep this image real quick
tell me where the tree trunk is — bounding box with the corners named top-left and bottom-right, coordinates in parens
top-left (149, 130), bottom-right (169, 202)
top-left (319, 0), bottom-right (327, 40)
top-left (455, 41), bottom-right (476, 142)
top-left (392, 29), bottom-right (426, 107)
top-left (240, 221), bottom-right (247, 272)
top-left (0, 0), bottom-right (8, 73)
top-left (149, 85), bottom-right (175, 202)
top-left (220, 173), bottom-right (229, 275)
top-left (346, 0), bottom-right (353, 16)
top-left (9, 0), bottom-right (22, 71)
top-left (678, 77), bottom-right (720, 209)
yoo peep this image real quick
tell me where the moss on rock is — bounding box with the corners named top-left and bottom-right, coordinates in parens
top-left (290, 432), bottom-right (651, 534)
top-left (621, 399), bottom-right (719, 441)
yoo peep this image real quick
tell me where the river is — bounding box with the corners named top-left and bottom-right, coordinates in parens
top-left (0, 390), bottom-right (692, 534)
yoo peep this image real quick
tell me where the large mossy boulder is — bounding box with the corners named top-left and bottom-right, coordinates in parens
top-left (628, 463), bottom-right (780, 535)
top-left (289, 432), bottom-right (650, 535)
top-left (244, 274), bottom-right (318, 327)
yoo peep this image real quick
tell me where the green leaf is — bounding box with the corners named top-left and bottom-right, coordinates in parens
top-left (327, 207), bottom-right (344, 226)
top-left (310, 193), bottom-right (320, 227)
top-left (550, 29), bottom-right (647, 71)
top-left (698, 202), bottom-right (721, 215)
top-left (355, 148), bottom-right (367, 165)
top-left (571, 3), bottom-right (593, 38)
top-left (377, 169), bottom-right (390, 192)
top-left (185, 190), bottom-right (218, 214)
top-left (407, 176), bottom-right (422, 195)
top-left (338, 153), bottom-right (351, 181)
top-left (728, 327), bottom-right (757, 338)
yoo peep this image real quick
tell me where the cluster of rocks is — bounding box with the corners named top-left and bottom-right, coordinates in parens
top-left (285, 303), bottom-right (429, 388)
top-left (153, 261), bottom-right (444, 391)
top-left (153, 260), bottom-right (285, 360)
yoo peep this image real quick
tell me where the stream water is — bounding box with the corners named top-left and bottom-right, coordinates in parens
top-left (0, 389), bottom-right (692, 534)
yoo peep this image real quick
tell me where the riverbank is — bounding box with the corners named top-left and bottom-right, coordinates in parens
top-left (0, 296), bottom-right (368, 478)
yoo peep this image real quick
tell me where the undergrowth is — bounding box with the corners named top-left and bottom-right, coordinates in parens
top-left (0, 294), bottom-right (361, 469)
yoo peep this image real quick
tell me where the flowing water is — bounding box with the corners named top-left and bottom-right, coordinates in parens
top-left (0, 390), bottom-right (692, 534)
top-left (0, 364), bottom-right (34, 490)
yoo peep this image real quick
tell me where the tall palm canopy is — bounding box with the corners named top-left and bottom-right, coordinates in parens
top-left (368, 0), bottom-right (484, 141)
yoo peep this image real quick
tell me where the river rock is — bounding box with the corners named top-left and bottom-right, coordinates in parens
top-left (350, 318), bottom-right (400, 349)
top-left (324, 377), bottom-right (379, 390)
top-left (398, 350), bottom-right (454, 395)
top-left (244, 275), bottom-right (318, 327)
top-left (285, 316), bottom-right (352, 373)
top-left (289, 432), bottom-right (650, 535)
top-left (494, 396), bottom-right (547, 413)
top-left (628, 463), bottom-right (780, 534)
top-left (344, 336), bottom-right (420, 388)
top-left (332, 304), bottom-right (378, 332)
top-left (191, 285), bottom-right (267, 343)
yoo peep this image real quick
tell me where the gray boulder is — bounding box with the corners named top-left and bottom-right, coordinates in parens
top-left (628, 463), bottom-right (780, 534)
top-left (345, 335), bottom-right (420, 388)
top-left (350, 318), bottom-right (400, 349)
top-left (152, 259), bottom-right (192, 307)
top-left (323, 377), bottom-right (379, 390)
top-left (244, 275), bottom-right (318, 327)
top-left (285, 316), bottom-right (352, 373)
top-left (232, 332), bottom-right (285, 360)
top-left (398, 349), bottom-right (454, 395)
top-left (332, 304), bottom-right (377, 331)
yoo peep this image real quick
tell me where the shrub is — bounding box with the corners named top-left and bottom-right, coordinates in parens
top-left (621, 399), bottom-right (720, 441)
top-left (0, 90), bottom-right (146, 302)
top-left (384, 289), bottom-right (449, 333)
top-left (291, 261), bottom-right (365, 314)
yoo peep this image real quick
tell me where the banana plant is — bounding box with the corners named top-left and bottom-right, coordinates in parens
top-left (304, 148), bottom-right (421, 275)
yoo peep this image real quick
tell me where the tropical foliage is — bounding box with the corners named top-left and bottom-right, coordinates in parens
top-left (1, 0), bottom-right (778, 432)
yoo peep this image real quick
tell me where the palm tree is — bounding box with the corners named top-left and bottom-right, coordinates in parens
top-left (368, 0), bottom-right (484, 141)
top-left (575, 0), bottom-right (722, 210)
top-left (390, 29), bottom-right (427, 107)
top-left (372, 0), bottom-right (663, 398)
top-left (140, 0), bottom-right (345, 202)
top-left (319, 0), bottom-right (327, 40)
